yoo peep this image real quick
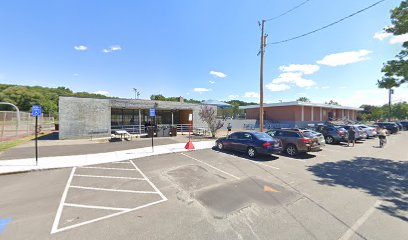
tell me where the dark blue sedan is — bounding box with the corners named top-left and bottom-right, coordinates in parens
top-left (215, 131), bottom-right (283, 158)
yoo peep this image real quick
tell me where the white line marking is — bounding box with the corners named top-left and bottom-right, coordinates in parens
top-left (64, 203), bottom-right (131, 211)
top-left (78, 166), bottom-right (136, 171)
top-left (311, 152), bottom-right (327, 157)
top-left (129, 160), bottom-right (169, 200)
top-left (54, 199), bottom-right (167, 233)
top-left (69, 185), bottom-right (159, 194)
top-left (73, 174), bottom-right (145, 181)
top-left (52, 162), bottom-right (168, 234)
top-left (51, 167), bottom-right (76, 234)
top-left (253, 161), bottom-right (280, 170)
top-left (110, 161), bottom-right (131, 164)
top-left (338, 200), bottom-right (382, 240)
top-left (179, 152), bottom-right (240, 180)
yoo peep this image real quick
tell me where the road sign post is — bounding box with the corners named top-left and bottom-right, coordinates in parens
top-left (32, 105), bottom-right (42, 166)
top-left (149, 108), bottom-right (156, 152)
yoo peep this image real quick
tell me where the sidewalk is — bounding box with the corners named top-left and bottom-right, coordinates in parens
top-left (0, 140), bottom-right (215, 175)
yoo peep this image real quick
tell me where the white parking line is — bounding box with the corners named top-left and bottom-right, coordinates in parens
top-left (253, 161), bottom-right (280, 170)
top-left (51, 161), bottom-right (168, 234)
top-left (64, 203), bottom-right (131, 211)
top-left (79, 166), bottom-right (136, 171)
top-left (179, 152), bottom-right (240, 180)
top-left (51, 167), bottom-right (76, 234)
top-left (110, 161), bottom-right (131, 164)
top-left (129, 160), bottom-right (168, 200)
top-left (73, 174), bottom-right (146, 181)
top-left (55, 199), bottom-right (167, 234)
top-left (69, 185), bottom-right (160, 194)
top-left (338, 200), bottom-right (382, 240)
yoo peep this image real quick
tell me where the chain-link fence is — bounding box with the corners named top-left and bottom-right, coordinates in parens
top-left (0, 111), bottom-right (55, 141)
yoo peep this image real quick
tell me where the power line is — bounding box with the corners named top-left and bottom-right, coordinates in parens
top-left (269, 0), bottom-right (386, 45)
top-left (265, 0), bottom-right (311, 22)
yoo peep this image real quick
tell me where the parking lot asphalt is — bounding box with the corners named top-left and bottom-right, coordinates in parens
top-left (0, 132), bottom-right (407, 240)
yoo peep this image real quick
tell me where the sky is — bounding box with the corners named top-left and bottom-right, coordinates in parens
top-left (0, 0), bottom-right (407, 107)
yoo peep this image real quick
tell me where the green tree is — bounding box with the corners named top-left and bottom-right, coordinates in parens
top-left (150, 94), bottom-right (166, 101)
top-left (325, 100), bottom-right (340, 106)
top-left (378, 1), bottom-right (408, 89)
top-left (297, 97), bottom-right (311, 102)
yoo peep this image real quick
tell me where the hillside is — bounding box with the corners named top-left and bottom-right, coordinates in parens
top-left (0, 84), bottom-right (110, 118)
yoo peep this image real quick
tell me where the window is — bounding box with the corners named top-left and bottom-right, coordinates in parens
top-left (240, 133), bottom-right (252, 140)
top-left (229, 133), bottom-right (240, 139)
top-left (282, 131), bottom-right (300, 137)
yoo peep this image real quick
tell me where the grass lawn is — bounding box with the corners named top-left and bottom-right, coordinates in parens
top-left (0, 132), bottom-right (49, 152)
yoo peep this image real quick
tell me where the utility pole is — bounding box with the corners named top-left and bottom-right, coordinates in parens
top-left (388, 88), bottom-right (394, 121)
top-left (259, 20), bottom-right (267, 132)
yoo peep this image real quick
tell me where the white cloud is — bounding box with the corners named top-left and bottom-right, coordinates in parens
top-left (73, 73), bottom-right (79, 77)
top-left (373, 31), bottom-right (392, 41)
top-left (74, 45), bottom-right (87, 51)
top-left (265, 83), bottom-right (291, 92)
top-left (243, 92), bottom-right (260, 98)
top-left (209, 81), bottom-right (215, 84)
top-left (209, 71), bottom-right (227, 78)
top-left (333, 88), bottom-right (408, 107)
top-left (339, 86), bottom-right (347, 89)
top-left (272, 72), bottom-right (316, 88)
top-left (321, 86), bottom-right (330, 89)
top-left (389, 33), bottom-right (408, 44)
top-left (103, 45), bottom-right (122, 53)
top-left (279, 64), bottom-right (320, 75)
top-left (228, 94), bottom-right (239, 100)
top-left (94, 90), bottom-right (109, 95)
top-left (316, 50), bottom-right (372, 67)
top-left (193, 88), bottom-right (211, 93)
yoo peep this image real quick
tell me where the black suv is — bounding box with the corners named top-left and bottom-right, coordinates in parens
top-left (313, 125), bottom-right (348, 144)
top-left (376, 122), bottom-right (399, 134)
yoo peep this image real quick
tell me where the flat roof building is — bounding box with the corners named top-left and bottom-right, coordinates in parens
top-left (59, 96), bottom-right (215, 139)
top-left (240, 101), bottom-right (363, 128)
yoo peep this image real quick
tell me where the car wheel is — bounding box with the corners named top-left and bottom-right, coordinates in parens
top-left (247, 147), bottom-right (257, 158)
top-left (217, 142), bottom-right (223, 150)
top-left (326, 136), bottom-right (335, 144)
top-left (286, 144), bottom-right (298, 156)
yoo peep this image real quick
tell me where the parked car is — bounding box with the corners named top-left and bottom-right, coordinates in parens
top-left (398, 121), bottom-right (408, 131)
top-left (313, 125), bottom-right (348, 144)
top-left (355, 124), bottom-right (377, 138)
top-left (339, 125), bottom-right (367, 140)
top-left (376, 122), bottom-right (399, 134)
top-left (215, 131), bottom-right (283, 158)
top-left (302, 129), bottom-right (326, 146)
top-left (266, 129), bottom-right (321, 156)
top-left (395, 122), bottom-right (403, 131)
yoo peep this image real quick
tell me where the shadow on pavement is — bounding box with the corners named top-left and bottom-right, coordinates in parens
top-left (37, 132), bottom-right (59, 140)
top-left (307, 157), bottom-right (408, 221)
top-left (211, 147), bottom-right (279, 162)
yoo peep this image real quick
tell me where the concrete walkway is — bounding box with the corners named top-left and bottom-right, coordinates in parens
top-left (0, 140), bottom-right (215, 175)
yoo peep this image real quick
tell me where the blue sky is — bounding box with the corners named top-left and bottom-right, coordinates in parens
top-left (0, 0), bottom-right (406, 106)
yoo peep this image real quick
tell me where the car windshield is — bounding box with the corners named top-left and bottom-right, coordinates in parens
top-left (302, 131), bottom-right (316, 138)
top-left (253, 132), bottom-right (273, 140)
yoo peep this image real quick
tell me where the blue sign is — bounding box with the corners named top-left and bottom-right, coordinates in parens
top-left (32, 105), bottom-right (42, 117)
top-left (149, 108), bottom-right (156, 117)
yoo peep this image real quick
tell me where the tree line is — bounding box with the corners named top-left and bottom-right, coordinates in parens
top-left (359, 102), bottom-right (408, 121)
top-left (0, 84), bottom-right (111, 118)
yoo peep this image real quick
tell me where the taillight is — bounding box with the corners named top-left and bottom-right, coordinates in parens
top-left (336, 131), bottom-right (342, 134)
top-left (262, 142), bottom-right (272, 147)
top-left (300, 138), bottom-right (312, 143)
